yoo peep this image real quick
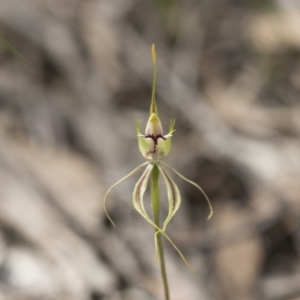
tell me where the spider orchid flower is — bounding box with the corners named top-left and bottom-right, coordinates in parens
top-left (104, 45), bottom-right (213, 270)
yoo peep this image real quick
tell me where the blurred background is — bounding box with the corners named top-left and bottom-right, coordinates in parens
top-left (0, 0), bottom-right (300, 299)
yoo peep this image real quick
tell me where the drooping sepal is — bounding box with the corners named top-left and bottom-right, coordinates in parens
top-left (161, 161), bottom-right (213, 220)
top-left (132, 163), bottom-right (154, 224)
top-left (103, 162), bottom-right (149, 227)
top-left (157, 165), bottom-right (181, 231)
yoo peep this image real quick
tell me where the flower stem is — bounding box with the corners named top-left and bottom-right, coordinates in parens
top-left (151, 165), bottom-right (170, 300)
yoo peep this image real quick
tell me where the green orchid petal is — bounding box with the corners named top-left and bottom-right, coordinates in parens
top-left (157, 119), bottom-right (176, 157)
top-left (133, 163), bottom-right (195, 271)
top-left (161, 161), bottom-right (213, 220)
top-left (104, 161), bottom-right (149, 227)
top-left (136, 120), bottom-right (153, 159)
top-left (157, 165), bottom-right (181, 231)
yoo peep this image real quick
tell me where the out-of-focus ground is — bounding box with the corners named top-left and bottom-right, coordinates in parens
top-left (0, 0), bottom-right (300, 299)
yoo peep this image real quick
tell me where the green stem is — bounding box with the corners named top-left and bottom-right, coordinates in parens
top-left (151, 165), bottom-right (170, 300)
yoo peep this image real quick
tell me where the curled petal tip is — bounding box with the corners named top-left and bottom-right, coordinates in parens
top-left (207, 210), bottom-right (213, 220)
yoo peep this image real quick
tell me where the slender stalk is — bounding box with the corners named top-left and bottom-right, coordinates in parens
top-left (151, 165), bottom-right (170, 300)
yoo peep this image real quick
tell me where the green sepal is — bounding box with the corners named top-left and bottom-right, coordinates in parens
top-left (103, 162), bottom-right (149, 227)
top-left (132, 163), bottom-right (154, 225)
top-left (161, 161), bottom-right (213, 220)
top-left (157, 165), bottom-right (181, 231)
